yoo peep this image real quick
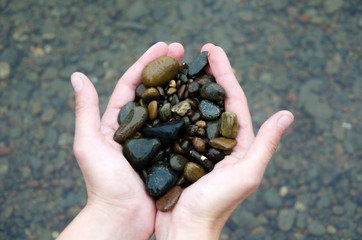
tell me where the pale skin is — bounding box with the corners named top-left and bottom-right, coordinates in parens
top-left (57, 42), bottom-right (294, 240)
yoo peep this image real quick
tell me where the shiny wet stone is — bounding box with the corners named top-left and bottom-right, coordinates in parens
top-left (170, 154), bottom-right (189, 171)
top-left (156, 185), bottom-right (182, 212)
top-left (123, 138), bottom-right (161, 170)
top-left (142, 120), bottom-right (184, 145)
top-left (198, 100), bottom-right (221, 120)
top-left (209, 137), bottom-right (237, 151)
top-left (206, 119), bottom-right (220, 139)
top-left (148, 100), bottom-right (158, 121)
top-left (159, 102), bottom-right (172, 122)
top-left (114, 106), bottom-right (148, 144)
top-left (200, 83), bottom-right (225, 102)
top-left (184, 162), bottom-right (205, 183)
top-left (206, 148), bottom-right (225, 163)
top-left (117, 101), bottom-right (138, 124)
top-left (220, 111), bottom-right (238, 138)
top-left (187, 51), bottom-right (208, 78)
top-left (146, 161), bottom-right (179, 197)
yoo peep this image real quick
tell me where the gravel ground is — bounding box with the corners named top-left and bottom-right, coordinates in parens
top-left (0, 0), bottom-right (361, 239)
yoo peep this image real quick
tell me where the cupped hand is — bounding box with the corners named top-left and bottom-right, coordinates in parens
top-left (154, 44), bottom-right (294, 240)
top-left (58, 42), bottom-right (184, 240)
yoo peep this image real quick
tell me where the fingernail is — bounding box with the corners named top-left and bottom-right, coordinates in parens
top-left (277, 115), bottom-right (293, 131)
top-left (71, 74), bottom-right (83, 92)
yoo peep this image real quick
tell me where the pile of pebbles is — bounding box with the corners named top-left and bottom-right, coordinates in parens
top-left (113, 52), bottom-right (238, 211)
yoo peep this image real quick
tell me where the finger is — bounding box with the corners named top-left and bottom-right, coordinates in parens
top-left (167, 42), bottom-right (184, 60)
top-left (207, 46), bottom-right (255, 152)
top-left (71, 72), bottom-right (101, 140)
top-left (244, 111), bottom-right (294, 176)
top-left (101, 42), bottom-right (170, 130)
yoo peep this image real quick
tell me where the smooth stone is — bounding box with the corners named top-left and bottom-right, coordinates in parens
top-left (189, 149), bottom-right (214, 172)
top-left (200, 83), bottom-right (225, 102)
top-left (142, 87), bottom-right (160, 102)
top-left (156, 185), bottom-right (182, 212)
top-left (118, 101), bottom-right (138, 124)
top-left (123, 138), bottom-right (161, 170)
top-left (181, 116), bottom-right (191, 130)
top-left (180, 140), bottom-right (190, 151)
top-left (142, 120), bottom-right (184, 145)
top-left (173, 142), bottom-right (186, 155)
top-left (146, 161), bottom-right (179, 197)
top-left (159, 103), bottom-right (172, 122)
top-left (220, 111), bottom-right (238, 138)
top-left (142, 56), bottom-right (180, 87)
top-left (196, 74), bottom-right (215, 86)
top-left (190, 110), bottom-right (201, 123)
top-left (114, 106), bottom-right (148, 143)
top-left (170, 154), bottom-right (189, 171)
top-left (187, 81), bottom-right (200, 97)
top-left (199, 100), bottom-right (221, 120)
top-left (169, 80), bottom-right (177, 88)
top-left (157, 86), bottom-right (165, 97)
top-left (195, 120), bottom-right (206, 128)
top-left (166, 87), bottom-right (177, 95)
top-left (206, 148), bottom-right (225, 163)
top-left (170, 94), bottom-right (179, 106)
top-left (177, 84), bottom-right (186, 100)
top-left (209, 137), bottom-right (236, 151)
top-left (206, 119), bottom-right (220, 139)
top-left (184, 162), bottom-right (205, 183)
top-left (148, 100), bottom-right (158, 121)
top-left (192, 137), bottom-right (206, 153)
top-left (150, 149), bottom-right (165, 164)
top-left (135, 83), bottom-right (147, 98)
top-left (171, 101), bottom-right (191, 117)
top-left (187, 51), bottom-right (209, 78)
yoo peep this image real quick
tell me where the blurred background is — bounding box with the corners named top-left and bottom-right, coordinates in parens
top-left (0, 0), bottom-right (361, 239)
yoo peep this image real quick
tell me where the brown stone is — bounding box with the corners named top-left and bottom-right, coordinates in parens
top-left (142, 87), bottom-right (160, 102)
top-left (173, 141), bottom-right (186, 155)
top-left (220, 111), bottom-right (238, 138)
top-left (166, 87), bottom-right (177, 95)
top-left (195, 120), bottom-right (206, 128)
top-left (135, 84), bottom-right (147, 98)
top-left (192, 137), bottom-right (206, 153)
top-left (148, 100), bottom-right (158, 121)
top-left (209, 137), bottom-right (237, 151)
top-left (184, 162), bottom-right (205, 183)
top-left (177, 84), bottom-right (186, 100)
top-left (156, 185), bottom-right (182, 212)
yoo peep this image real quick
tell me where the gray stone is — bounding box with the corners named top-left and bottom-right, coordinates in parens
top-left (324, 0), bottom-right (344, 13)
top-left (198, 100), bottom-right (221, 120)
top-left (308, 220), bottom-right (326, 235)
top-left (277, 209), bottom-right (296, 231)
top-left (264, 189), bottom-right (282, 208)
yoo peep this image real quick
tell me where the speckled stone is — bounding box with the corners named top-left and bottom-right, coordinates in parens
top-left (198, 100), bottom-right (221, 120)
top-left (171, 101), bottom-right (191, 116)
top-left (146, 161), bottom-right (179, 197)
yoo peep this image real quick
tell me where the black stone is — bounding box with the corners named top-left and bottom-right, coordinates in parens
top-left (189, 149), bottom-right (214, 172)
top-left (206, 148), bottom-right (225, 163)
top-left (146, 161), bottom-right (179, 197)
top-left (200, 83), bottom-right (225, 102)
top-left (142, 120), bottom-right (184, 145)
top-left (123, 138), bottom-right (161, 170)
top-left (187, 51), bottom-right (209, 78)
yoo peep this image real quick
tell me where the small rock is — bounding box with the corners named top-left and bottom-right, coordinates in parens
top-left (220, 111), bottom-right (238, 138)
top-left (206, 148), bottom-right (225, 163)
top-left (192, 137), bottom-right (206, 153)
top-left (142, 120), bottom-right (184, 145)
top-left (0, 62), bottom-right (10, 79)
top-left (324, 0), bottom-right (343, 13)
top-left (189, 149), bottom-right (214, 172)
top-left (187, 51), bottom-right (209, 78)
top-left (184, 162), bottom-right (205, 183)
top-left (209, 137), bottom-right (236, 151)
top-left (198, 100), bottom-right (221, 120)
top-left (308, 220), bottom-right (326, 235)
top-left (277, 209), bottom-right (296, 231)
top-left (187, 82), bottom-right (200, 97)
top-left (142, 87), bottom-right (160, 102)
top-left (146, 161), bottom-right (179, 197)
top-left (206, 119), bottom-right (220, 139)
top-left (159, 103), bottom-right (172, 121)
top-left (279, 186), bottom-right (288, 197)
top-left (114, 106), bottom-right (148, 143)
top-left (171, 101), bottom-right (191, 117)
top-left (156, 185), bottom-right (182, 212)
top-left (123, 138), bottom-right (161, 170)
top-left (170, 154), bottom-right (189, 171)
top-left (200, 82), bottom-right (225, 102)
top-left (118, 101), bottom-right (138, 124)
top-left (148, 100), bottom-right (158, 121)
top-left (40, 106), bottom-right (56, 123)
top-left (135, 84), bottom-right (147, 98)
top-left (142, 56), bottom-right (180, 87)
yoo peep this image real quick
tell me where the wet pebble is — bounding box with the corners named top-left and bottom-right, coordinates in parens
top-left (192, 137), bottom-right (206, 153)
top-left (142, 56), bottom-right (180, 87)
top-left (142, 87), bottom-right (160, 102)
top-left (187, 51), bottom-right (209, 78)
top-left (171, 101), bottom-right (191, 116)
top-left (170, 154), bottom-right (189, 171)
top-left (220, 111), bottom-right (238, 138)
top-left (118, 101), bottom-right (138, 124)
top-left (148, 100), bottom-right (158, 121)
top-left (209, 137), bottom-right (236, 151)
top-left (198, 100), bottom-right (221, 120)
top-left (156, 185), bottom-right (182, 212)
top-left (184, 162), bottom-right (205, 183)
top-left (146, 161), bottom-right (179, 197)
top-left (200, 83), bottom-right (225, 102)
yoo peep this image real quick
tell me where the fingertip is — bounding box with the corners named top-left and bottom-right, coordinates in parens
top-left (168, 42), bottom-right (184, 60)
top-left (201, 43), bottom-right (215, 52)
top-left (277, 111), bottom-right (294, 131)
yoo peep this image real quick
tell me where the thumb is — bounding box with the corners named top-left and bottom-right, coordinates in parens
top-left (245, 110), bottom-right (294, 175)
top-left (71, 72), bottom-right (100, 142)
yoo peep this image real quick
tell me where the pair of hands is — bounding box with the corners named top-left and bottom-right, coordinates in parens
top-left (58, 42), bottom-right (293, 240)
